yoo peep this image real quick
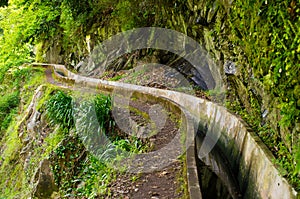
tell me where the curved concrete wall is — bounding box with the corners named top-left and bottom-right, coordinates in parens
top-left (34, 63), bottom-right (298, 199)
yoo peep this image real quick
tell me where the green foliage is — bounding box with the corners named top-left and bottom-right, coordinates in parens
top-left (46, 90), bottom-right (74, 129)
top-left (0, 0), bottom-right (298, 194)
top-left (6, 0), bottom-right (61, 43)
top-left (75, 93), bottom-right (149, 160)
top-left (0, 67), bottom-right (46, 198)
top-left (108, 74), bottom-right (126, 81)
top-left (47, 93), bottom-right (148, 197)
top-left (0, 67), bottom-right (41, 136)
top-left (0, 91), bottom-right (19, 119)
top-left (50, 135), bottom-right (147, 197)
top-left (227, 97), bottom-right (300, 190)
top-left (0, 92), bottom-right (19, 131)
top-left (0, 84), bottom-right (148, 197)
top-left (0, 4), bottom-right (34, 70)
top-left (229, 0), bottom-right (300, 128)
top-left (0, 0), bottom-right (158, 67)
top-left (74, 94), bottom-right (113, 159)
top-left (94, 94), bottom-right (113, 130)
top-left (296, 144), bottom-right (300, 175)
top-left (113, 0), bottom-right (136, 31)
top-left (113, 136), bottom-right (146, 154)
top-left (50, 136), bottom-right (115, 198)
top-left (43, 127), bottom-right (65, 158)
top-left (275, 142), bottom-right (299, 189)
top-left (72, 154), bottom-right (114, 197)
top-left (50, 136), bottom-right (88, 196)
top-left (225, 0), bottom-right (300, 189)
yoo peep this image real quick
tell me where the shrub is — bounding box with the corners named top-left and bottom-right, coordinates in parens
top-left (0, 92), bottom-right (19, 129)
top-left (46, 90), bottom-right (74, 129)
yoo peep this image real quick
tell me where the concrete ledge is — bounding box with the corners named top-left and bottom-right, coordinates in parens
top-left (186, 146), bottom-right (202, 198)
top-left (32, 63), bottom-right (298, 199)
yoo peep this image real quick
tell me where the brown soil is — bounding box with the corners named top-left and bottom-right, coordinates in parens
top-left (107, 161), bottom-right (183, 199)
top-left (128, 99), bottom-right (178, 151)
top-left (102, 99), bottom-right (186, 199)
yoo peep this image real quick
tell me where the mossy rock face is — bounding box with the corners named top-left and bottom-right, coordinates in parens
top-left (227, 75), bottom-right (251, 111)
top-left (33, 159), bottom-right (58, 199)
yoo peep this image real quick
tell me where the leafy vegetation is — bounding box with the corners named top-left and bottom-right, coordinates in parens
top-left (45, 91), bottom-right (147, 197)
top-left (224, 0), bottom-right (300, 189)
top-left (0, 67), bottom-right (46, 197)
top-left (0, 0), bottom-right (299, 196)
top-left (94, 94), bottom-right (114, 133)
top-left (0, 92), bottom-right (19, 131)
top-left (46, 90), bottom-right (74, 130)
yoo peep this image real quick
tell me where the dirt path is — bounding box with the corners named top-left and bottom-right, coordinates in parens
top-left (105, 99), bottom-right (185, 199)
top-left (108, 161), bottom-right (183, 199)
top-left (44, 66), bottom-right (188, 199)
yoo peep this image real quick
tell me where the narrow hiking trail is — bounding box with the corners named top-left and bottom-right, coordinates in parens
top-left (39, 63), bottom-right (298, 199)
top-left (43, 64), bottom-right (189, 199)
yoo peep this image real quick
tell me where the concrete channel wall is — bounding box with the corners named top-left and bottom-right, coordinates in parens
top-left (37, 63), bottom-right (298, 199)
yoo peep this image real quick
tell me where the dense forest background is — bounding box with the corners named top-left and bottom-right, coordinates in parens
top-left (0, 0), bottom-right (299, 197)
